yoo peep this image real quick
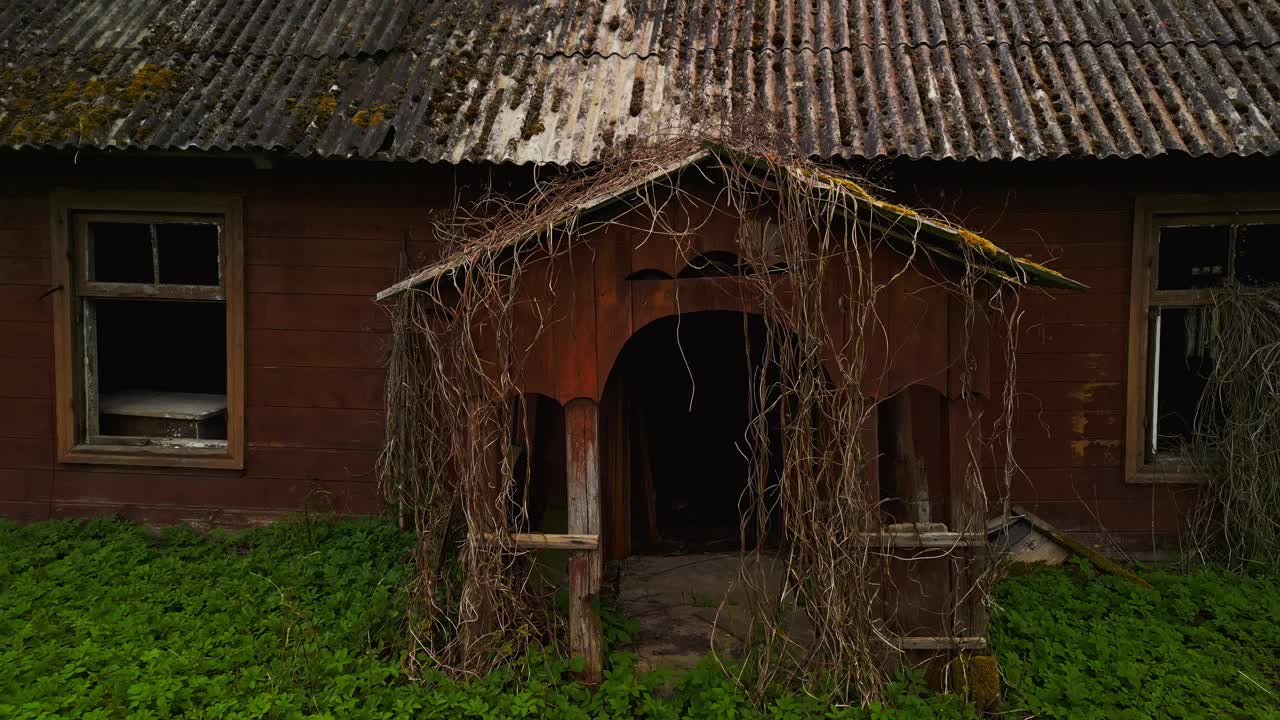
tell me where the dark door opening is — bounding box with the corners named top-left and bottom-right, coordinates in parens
top-left (603, 311), bottom-right (783, 555)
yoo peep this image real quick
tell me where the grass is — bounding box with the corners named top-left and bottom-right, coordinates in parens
top-left (2, 516), bottom-right (1277, 719)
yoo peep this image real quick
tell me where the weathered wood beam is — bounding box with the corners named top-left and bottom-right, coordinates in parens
top-left (860, 531), bottom-right (987, 548)
top-left (476, 532), bottom-right (600, 550)
top-left (888, 636), bottom-right (988, 651)
top-left (565, 398), bottom-right (603, 684)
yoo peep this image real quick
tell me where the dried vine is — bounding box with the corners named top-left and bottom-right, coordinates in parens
top-left (377, 134), bottom-right (1025, 701)
top-left (1187, 285), bottom-right (1280, 569)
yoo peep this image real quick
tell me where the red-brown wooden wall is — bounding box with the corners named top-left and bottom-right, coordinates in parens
top-left (0, 153), bottom-right (1272, 558)
top-left (0, 156), bottom-right (462, 524)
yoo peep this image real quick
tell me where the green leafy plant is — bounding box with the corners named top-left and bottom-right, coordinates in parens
top-left (991, 564), bottom-right (1280, 719)
top-left (0, 517), bottom-right (972, 719)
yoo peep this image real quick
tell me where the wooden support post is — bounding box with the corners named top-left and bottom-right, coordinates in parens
top-left (565, 398), bottom-right (603, 684)
top-left (946, 397), bottom-right (988, 639)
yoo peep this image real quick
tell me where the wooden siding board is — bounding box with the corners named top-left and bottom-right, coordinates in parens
top-left (247, 265), bottom-right (396, 296)
top-left (0, 469), bottom-right (52, 501)
top-left (246, 329), bottom-right (387, 369)
top-left (247, 293), bottom-right (390, 332)
top-left (0, 357), bottom-right (52, 398)
top-left (245, 447), bottom-right (380, 482)
top-left (1016, 352), bottom-right (1125, 382)
top-left (0, 286), bottom-right (53, 323)
top-left (248, 366), bottom-right (384, 410)
top-left (0, 256), bottom-right (50, 284)
top-left (0, 398), bottom-right (53, 438)
top-left (0, 227), bottom-right (48, 258)
top-left (0, 436), bottom-right (53, 469)
top-left (246, 236), bottom-right (401, 269)
top-left (1015, 323), bottom-right (1127, 354)
top-left (247, 407), bottom-right (384, 450)
top-left (0, 321), bottom-right (52, 358)
top-left (0, 500), bottom-right (51, 521)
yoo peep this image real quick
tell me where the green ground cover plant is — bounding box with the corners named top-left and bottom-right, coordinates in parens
top-left (991, 560), bottom-right (1280, 719)
top-left (0, 517), bottom-right (970, 720)
top-left (4, 516), bottom-right (1276, 719)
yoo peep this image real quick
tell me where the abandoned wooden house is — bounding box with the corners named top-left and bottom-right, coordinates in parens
top-left (1, 0), bottom-right (1278, 677)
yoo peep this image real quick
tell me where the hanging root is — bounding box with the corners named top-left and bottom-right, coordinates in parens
top-left (377, 131), bottom-right (1023, 699)
top-left (1188, 285), bottom-right (1280, 569)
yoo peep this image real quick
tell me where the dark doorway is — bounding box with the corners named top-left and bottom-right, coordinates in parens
top-left (602, 311), bottom-right (784, 555)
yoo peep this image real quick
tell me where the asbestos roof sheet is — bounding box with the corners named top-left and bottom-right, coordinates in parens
top-left (2, 0), bottom-right (1279, 163)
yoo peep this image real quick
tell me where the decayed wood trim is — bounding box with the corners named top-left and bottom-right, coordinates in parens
top-left (887, 636), bottom-right (988, 651)
top-left (49, 192), bottom-right (246, 470)
top-left (475, 533), bottom-right (600, 550)
top-left (1124, 197), bottom-right (1153, 484)
top-left (1148, 288), bottom-right (1212, 306)
top-left (861, 531), bottom-right (987, 548)
top-left (75, 283), bottom-right (225, 301)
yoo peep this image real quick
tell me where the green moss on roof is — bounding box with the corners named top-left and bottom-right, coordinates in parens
top-left (1, 62), bottom-right (176, 146)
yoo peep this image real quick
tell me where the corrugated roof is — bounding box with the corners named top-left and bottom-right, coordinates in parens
top-left (2, 0), bottom-right (1278, 163)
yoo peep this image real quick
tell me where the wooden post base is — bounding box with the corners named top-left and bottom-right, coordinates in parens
top-left (565, 398), bottom-right (604, 683)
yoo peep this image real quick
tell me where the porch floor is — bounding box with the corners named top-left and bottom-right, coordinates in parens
top-left (611, 552), bottom-right (813, 671)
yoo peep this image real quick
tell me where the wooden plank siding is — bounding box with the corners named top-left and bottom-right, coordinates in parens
top-left (958, 191), bottom-right (1182, 558)
top-left (0, 161), bottom-right (456, 523)
top-left (0, 156), bottom-right (1269, 561)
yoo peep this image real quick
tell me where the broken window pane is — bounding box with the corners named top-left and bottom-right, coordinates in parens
top-left (1150, 306), bottom-right (1213, 458)
top-left (157, 223), bottom-right (220, 285)
top-left (90, 222), bottom-right (153, 283)
top-left (92, 298), bottom-right (227, 440)
top-left (1157, 225), bottom-right (1230, 290)
top-left (1235, 223), bottom-right (1280, 287)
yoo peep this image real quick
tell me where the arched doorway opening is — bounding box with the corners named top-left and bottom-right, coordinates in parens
top-left (600, 310), bottom-right (786, 558)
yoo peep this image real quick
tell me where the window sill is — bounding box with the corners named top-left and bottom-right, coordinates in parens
top-left (60, 443), bottom-right (243, 470)
top-left (1126, 465), bottom-right (1204, 485)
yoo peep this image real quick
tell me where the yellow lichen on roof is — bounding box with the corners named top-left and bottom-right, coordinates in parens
top-left (1012, 255), bottom-right (1070, 280)
top-left (955, 228), bottom-right (1003, 257)
top-left (818, 168), bottom-right (1004, 257)
top-left (789, 159), bottom-right (1083, 290)
top-left (1, 62), bottom-right (177, 146)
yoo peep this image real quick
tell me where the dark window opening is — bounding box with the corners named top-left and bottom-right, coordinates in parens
top-left (1157, 225), bottom-right (1230, 290)
top-left (90, 222), bottom-right (154, 283)
top-left (91, 299), bottom-right (227, 441)
top-left (677, 251), bottom-right (754, 279)
top-left (1236, 224), bottom-right (1280, 287)
top-left (157, 223), bottom-right (220, 285)
top-left (1148, 306), bottom-right (1213, 459)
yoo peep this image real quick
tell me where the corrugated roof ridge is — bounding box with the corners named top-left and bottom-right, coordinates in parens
top-left (11, 37), bottom-right (1276, 64)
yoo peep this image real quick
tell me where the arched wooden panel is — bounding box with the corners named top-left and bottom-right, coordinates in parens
top-left (554, 242), bottom-right (600, 404)
top-left (594, 226), bottom-right (634, 400)
top-left (947, 288), bottom-right (992, 399)
top-left (885, 263), bottom-right (949, 397)
top-left (513, 256), bottom-right (559, 400)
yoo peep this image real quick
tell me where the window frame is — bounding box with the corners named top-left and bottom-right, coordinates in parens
top-left (50, 192), bottom-right (245, 469)
top-left (1125, 195), bottom-right (1280, 484)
